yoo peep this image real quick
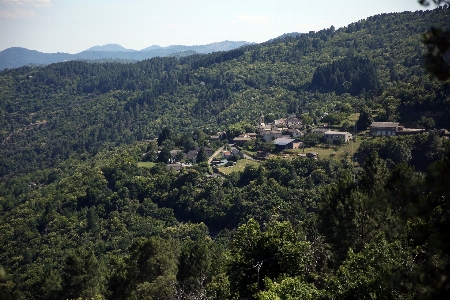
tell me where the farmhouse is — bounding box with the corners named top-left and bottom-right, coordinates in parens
top-left (232, 136), bottom-right (253, 146)
top-left (166, 163), bottom-right (182, 171)
top-left (187, 150), bottom-right (198, 161)
top-left (273, 138), bottom-right (303, 149)
top-left (369, 122), bottom-right (399, 136)
top-left (324, 131), bottom-right (353, 143)
top-left (310, 128), bottom-right (330, 135)
top-left (262, 130), bottom-right (283, 142)
top-left (203, 147), bottom-right (214, 157)
top-left (222, 150), bottom-right (232, 159)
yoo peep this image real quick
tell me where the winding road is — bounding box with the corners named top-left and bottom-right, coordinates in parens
top-left (208, 146), bottom-right (224, 163)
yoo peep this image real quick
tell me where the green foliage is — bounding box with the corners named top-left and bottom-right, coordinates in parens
top-left (327, 236), bottom-right (411, 299)
top-left (157, 127), bottom-right (172, 146)
top-left (177, 238), bottom-right (212, 296)
top-left (321, 112), bottom-right (346, 125)
top-left (356, 133), bottom-right (447, 172)
top-left (61, 248), bottom-right (101, 299)
top-left (256, 277), bottom-right (322, 300)
top-left (1, 7), bottom-right (450, 300)
top-left (423, 26), bottom-right (450, 81)
top-left (1, 8), bottom-right (449, 178)
top-left (356, 106), bottom-right (373, 131)
top-left (228, 219), bottom-right (312, 298)
top-left (310, 56), bottom-right (380, 96)
top-left (108, 236), bottom-right (179, 300)
top-left (196, 146), bottom-right (208, 163)
top-left (157, 147), bottom-right (171, 163)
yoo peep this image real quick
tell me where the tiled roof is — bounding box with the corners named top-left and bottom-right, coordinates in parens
top-left (370, 122), bottom-right (399, 127)
top-left (273, 138), bottom-right (295, 146)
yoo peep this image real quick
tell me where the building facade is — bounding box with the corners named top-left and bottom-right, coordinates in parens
top-left (324, 131), bottom-right (353, 143)
top-left (369, 122), bottom-right (399, 136)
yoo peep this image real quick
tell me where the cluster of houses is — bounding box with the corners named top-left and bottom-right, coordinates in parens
top-left (162, 117), bottom-right (430, 172)
top-left (230, 113), bottom-right (354, 152)
top-left (165, 147), bottom-right (215, 171)
top-left (168, 147), bottom-right (214, 163)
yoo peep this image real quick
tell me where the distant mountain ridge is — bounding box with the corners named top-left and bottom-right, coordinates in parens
top-left (85, 44), bottom-right (137, 52)
top-left (0, 40), bottom-right (254, 70)
top-left (267, 32), bottom-right (304, 42)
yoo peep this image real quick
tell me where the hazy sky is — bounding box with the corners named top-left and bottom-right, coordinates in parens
top-left (0, 0), bottom-right (428, 54)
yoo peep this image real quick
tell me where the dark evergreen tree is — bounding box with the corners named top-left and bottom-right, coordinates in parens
top-left (196, 147), bottom-right (208, 163)
top-left (356, 106), bottom-right (373, 131)
top-left (157, 147), bottom-right (172, 163)
top-left (61, 249), bottom-right (100, 299)
top-left (157, 127), bottom-right (172, 146)
top-left (310, 56), bottom-right (380, 96)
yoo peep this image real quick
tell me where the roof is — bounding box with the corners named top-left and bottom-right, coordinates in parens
top-left (233, 137), bottom-right (252, 141)
top-left (398, 128), bottom-right (423, 132)
top-left (273, 137), bottom-right (295, 146)
top-left (324, 131), bottom-right (351, 135)
top-left (170, 149), bottom-right (183, 155)
top-left (166, 163), bottom-right (182, 171)
top-left (311, 128), bottom-right (329, 133)
top-left (264, 130), bottom-right (282, 135)
top-left (370, 122), bottom-right (399, 127)
top-left (286, 117), bottom-right (302, 123)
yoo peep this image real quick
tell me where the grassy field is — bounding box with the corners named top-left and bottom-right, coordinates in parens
top-left (137, 161), bottom-right (156, 168)
top-left (348, 112), bottom-right (360, 123)
top-left (284, 134), bottom-right (366, 161)
top-left (217, 159), bottom-right (261, 175)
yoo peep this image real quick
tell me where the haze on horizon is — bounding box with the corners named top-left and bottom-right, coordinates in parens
top-left (0, 0), bottom-right (427, 54)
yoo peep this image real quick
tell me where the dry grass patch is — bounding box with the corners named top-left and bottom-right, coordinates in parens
top-left (217, 159), bottom-right (261, 175)
top-left (137, 162), bottom-right (156, 168)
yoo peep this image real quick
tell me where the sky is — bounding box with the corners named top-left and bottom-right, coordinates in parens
top-left (0, 0), bottom-right (429, 54)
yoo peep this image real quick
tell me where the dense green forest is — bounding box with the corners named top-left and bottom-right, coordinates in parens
top-left (1, 7), bottom-right (450, 300)
top-left (1, 8), bottom-right (449, 178)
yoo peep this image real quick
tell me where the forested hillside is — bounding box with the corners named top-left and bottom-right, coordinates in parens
top-left (1, 7), bottom-right (450, 300)
top-left (1, 8), bottom-right (449, 178)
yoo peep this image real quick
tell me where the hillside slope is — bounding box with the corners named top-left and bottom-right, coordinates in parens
top-left (1, 7), bottom-right (450, 300)
top-left (0, 8), bottom-right (449, 178)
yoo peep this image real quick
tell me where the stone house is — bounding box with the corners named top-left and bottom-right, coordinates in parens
top-left (369, 122), bottom-right (399, 136)
top-left (166, 163), bottom-right (182, 171)
top-left (286, 117), bottom-right (302, 127)
top-left (262, 130), bottom-right (283, 142)
top-left (222, 150), bottom-right (232, 159)
top-left (288, 129), bottom-right (305, 138)
top-left (203, 147), bottom-right (214, 157)
top-left (232, 134), bottom-right (253, 146)
top-left (273, 137), bottom-right (303, 149)
top-left (187, 150), bottom-right (198, 161)
top-left (310, 128), bottom-right (330, 135)
top-left (324, 131), bottom-right (353, 143)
